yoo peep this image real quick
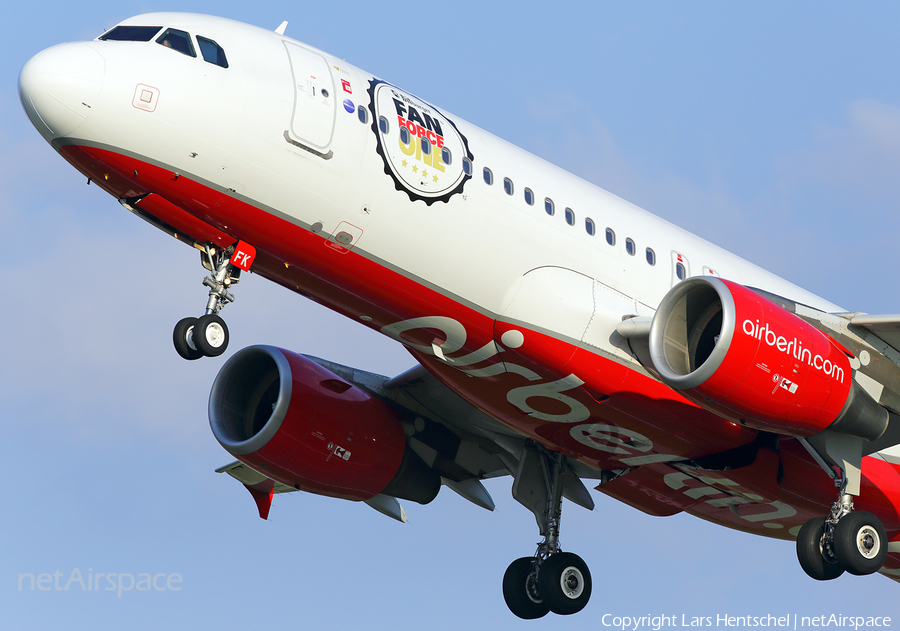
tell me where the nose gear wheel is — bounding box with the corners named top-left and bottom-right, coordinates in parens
top-left (173, 317), bottom-right (204, 361)
top-left (173, 243), bottom-right (239, 360)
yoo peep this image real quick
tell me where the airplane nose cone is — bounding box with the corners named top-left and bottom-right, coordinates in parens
top-left (19, 42), bottom-right (105, 141)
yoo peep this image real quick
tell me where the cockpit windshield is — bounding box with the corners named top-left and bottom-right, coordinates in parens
top-left (99, 25), bottom-right (162, 41)
top-left (97, 24), bottom-right (229, 69)
top-left (156, 28), bottom-right (196, 57)
top-left (197, 36), bottom-right (228, 68)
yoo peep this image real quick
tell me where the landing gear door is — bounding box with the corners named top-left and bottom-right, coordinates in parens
top-left (284, 42), bottom-right (336, 154)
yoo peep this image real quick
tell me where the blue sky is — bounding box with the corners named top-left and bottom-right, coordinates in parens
top-left (4, 2), bottom-right (900, 628)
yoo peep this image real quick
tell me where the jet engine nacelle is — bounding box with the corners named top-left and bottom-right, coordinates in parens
top-left (209, 346), bottom-right (440, 504)
top-left (648, 277), bottom-right (887, 440)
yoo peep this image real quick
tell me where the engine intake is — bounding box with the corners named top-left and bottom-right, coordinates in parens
top-left (209, 345), bottom-right (440, 504)
top-left (648, 277), bottom-right (887, 440)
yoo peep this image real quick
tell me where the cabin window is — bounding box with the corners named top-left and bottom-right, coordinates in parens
top-left (357, 105), bottom-right (368, 124)
top-left (462, 157), bottom-right (472, 175)
top-left (483, 167), bottom-right (493, 185)
top-left (676, 262), bottom-right (687, 280)
top-left (646, 248), bottom-right (656, 266)
top-left (156, 28), bottom-right (196, 57)
top-left (605, 228), bottom-right (616, 246)
top-left (399, 125), bottom-right (410, 145)
top-left (524, 188), bottom-right (534, 206)
top-left (442, 147), bottom-right (452, 166)
top-left (379, 116), bottom-right (389, 135)
top-left (626, 238), bottom-right (636, 256)
top-left (585, 218), bottom-right (595, 236)
top-left (544, 198), bottom-right (555, 216)
top-left (504, 178), bottom-right (514, 196)
top-left (100, 26), bottom-right (162, 41)
top-left (565, 207), bottom-right (575, 226)
top-left (197, 36), bottom-right (228, 68)
top-left (421, 136), bottom-right (432, 155)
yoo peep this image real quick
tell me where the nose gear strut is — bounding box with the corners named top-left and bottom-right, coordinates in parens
top-left (173, 244), bottom-right (240, 360)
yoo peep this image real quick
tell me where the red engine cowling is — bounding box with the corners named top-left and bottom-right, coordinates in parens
top-left (648, 277), bottom-right (887, 440)
top-left (209, 346), bottom-right (440, 503)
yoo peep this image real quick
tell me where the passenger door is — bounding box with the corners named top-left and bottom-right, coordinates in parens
top-left (284, 42), bottom-right (336, 154)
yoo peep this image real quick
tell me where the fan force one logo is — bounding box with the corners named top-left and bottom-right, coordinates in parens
top-left (368, 80), bottom-right (472, 205)
top-left (741, 319), bottom-right (845, 383)
top-left (394, 97), bottom-right (444, 151)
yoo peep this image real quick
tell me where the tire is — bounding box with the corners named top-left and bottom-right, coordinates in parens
top-left (193, 314), bottom-right (229, 357)
top-left (796, 517), bottom-right (844, 580)
top-left (537, 552), bottom-right (592, 616)
top-left (173, 317), bottom-right (203, 361)
top-left (833, 511), bottom-right (888, 576)
top-left (502, 557), bottom-right (549, 620)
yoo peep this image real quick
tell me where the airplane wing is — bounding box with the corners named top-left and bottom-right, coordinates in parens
top-left (851, 314), bottom-right (900, 354)
top-left (218, 354), bottom-right (597, 526)
top-left (214, 351), bottom-right (900, 585)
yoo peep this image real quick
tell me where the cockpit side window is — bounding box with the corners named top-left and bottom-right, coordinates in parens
top-left (197, 36), bottom-right (228, 68)
top-left (156, 28), bottom-right (196, 57)
top-left (99, 26), bottom-right (162, 41)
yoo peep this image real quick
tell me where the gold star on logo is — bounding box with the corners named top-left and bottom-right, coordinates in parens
top-left (412, 165), bottom-right (418, 173)
top-left (401, 159), bottom-right (407, 168)
top-left (422, 170), bottom-right (428, 178)
top-left (433, 174), bottom-right (439, 182)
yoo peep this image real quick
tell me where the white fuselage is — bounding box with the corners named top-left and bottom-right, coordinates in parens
top-left (22, 13), bottom-right (838, 352)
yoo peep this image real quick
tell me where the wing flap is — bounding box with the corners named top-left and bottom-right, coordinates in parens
top-left (595, 463), bottom-right (701, 517)
top-left (850, 314), bottom-right (900, 353)
top-left (215, 460), bottom-right (296, 494)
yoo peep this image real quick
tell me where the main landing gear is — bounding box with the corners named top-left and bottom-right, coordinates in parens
top-left (502, 447), bottom-right (592, 619)
top-left (796, 436), bottom-right (888, 580)
top-left (173, 244), bottom-right (239, 360)
top-left (796, 480), bottom-right (888, 580)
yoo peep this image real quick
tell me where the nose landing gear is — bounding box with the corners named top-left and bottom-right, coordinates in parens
top-left (173, 243), bottom-right (245, 360)
top-left (173, 313), bottom-right (230, 359)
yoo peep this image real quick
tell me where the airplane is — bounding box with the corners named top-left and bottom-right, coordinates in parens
top-left (18, 11), bottom-right (900, 619)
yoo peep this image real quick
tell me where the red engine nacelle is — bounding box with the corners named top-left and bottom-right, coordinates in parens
top-left (209, 346), bottom-right (439, 503)
top-left (648, 277), bottom-right (887, 440)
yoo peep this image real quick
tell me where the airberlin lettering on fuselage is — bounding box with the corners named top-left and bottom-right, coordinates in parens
top-left (382, 314), bottom-right (801, 528)
top-left (381, 315), bottom-right (681, 468)
top-left (368, 79), bottom-right (472, 205)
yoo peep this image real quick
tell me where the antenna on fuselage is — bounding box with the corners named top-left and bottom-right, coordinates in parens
top-left (275, 21), bottom-right (288, 35)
